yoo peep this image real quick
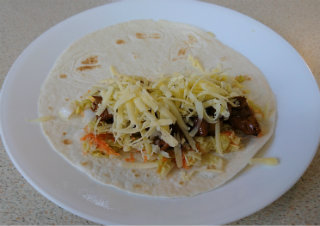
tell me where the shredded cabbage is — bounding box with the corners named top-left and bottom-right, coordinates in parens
top-left (202, 153), bottom-right (225, 171)
top-left (157, 157), bottom-right (175, 178)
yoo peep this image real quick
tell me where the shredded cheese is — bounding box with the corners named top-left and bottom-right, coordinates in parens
top-left (77, 64), bottom-right (251, 169)
top-left (250, 157), bottom-right (279, 165)
top-left (188, 55), bottom-right (205, 72)
top-left (30, 115), bottom-right (55, 122)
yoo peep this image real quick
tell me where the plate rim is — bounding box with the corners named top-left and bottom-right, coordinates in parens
top-left (1, 0), bottom-right (320, 224)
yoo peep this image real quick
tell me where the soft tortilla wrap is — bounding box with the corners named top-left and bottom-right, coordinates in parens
top-left (38, 20), bottom-right (276, 197)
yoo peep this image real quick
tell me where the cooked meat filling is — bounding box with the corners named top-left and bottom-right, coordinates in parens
top-left (192, 118), bottom-right (209, 137)
top-left (90, 95), bottom-right (260, 152)
top-left (227, 96), bottom-right (261, 136)
top-left (153, 138), bottom-right (170, 151)
top-left (91, 96), bottom-right (102, 111)
top-left (91, 96), bottom-right (114, 123)
top-left (149, 96), bottom-right (260, 151)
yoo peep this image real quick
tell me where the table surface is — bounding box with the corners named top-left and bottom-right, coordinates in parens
top-left (1, 0), bottom-right (319, 224)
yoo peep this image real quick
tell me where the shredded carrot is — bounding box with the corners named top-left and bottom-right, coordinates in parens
top-left (125, 153), bottom-right (135, 162)
top-left (162, 157), bottom-right (168, 162)
top-left (81, 132), bottom-right (114, 142)
top-left (84, 125), bottom-right (89, 133)
top-left (221, 130), bottom-right (233, 136)
top-left (81, 133), bottom-right (119, 156)
top-left (230, 142), bottom-right (240, 146)
top-left (96, 133), bottom-right (115, 141)
top-left (182, 153), bottom-right (189, 169)
top-left (143, 156), bottom-right (148, 162)
top-left (196, 142), bottom-right (204, 153)
top-left (81, 133), bottom-right (91, 141)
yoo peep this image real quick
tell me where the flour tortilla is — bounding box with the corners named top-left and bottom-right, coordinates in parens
top-left (38, 20), bottom-right (276, 197)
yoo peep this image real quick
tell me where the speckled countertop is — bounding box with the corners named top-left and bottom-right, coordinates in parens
top-left (1, 0), bottom-right (319, 224)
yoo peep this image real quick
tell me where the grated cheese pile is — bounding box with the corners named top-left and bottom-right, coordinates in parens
top-left (72, 66), bottom-right (256, 177)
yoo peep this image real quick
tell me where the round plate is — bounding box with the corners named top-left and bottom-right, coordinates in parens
top-left (1, 0), bottom-right (320, 224)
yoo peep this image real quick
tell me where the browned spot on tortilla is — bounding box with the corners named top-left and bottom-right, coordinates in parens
top-left (179, 181), bottom-right (184, 185)
top-left (172, 58), bottom-right (178, 62)
top-left (59, 74), bottom-right (67, 79)
top-left (65, 98), bottom-right (69, 101)
top-left (178, 48), bottom-right (187, 56)
top-left (146, 173), bottom-right (150, 177)
top-left (131, 169), bottom-right (136, 173)
top-left (48, 106), bottom-right (53, 110)
top-left (79, 96), bottom-right (83, 99)
top-left (150, 33), bottom-right (161, 39)
top-left (134, 173), bottom-right (140, 178)
top-left (134, 184), bottom-right (142, 188)
top-left (116, 39), bottom-right (125, 44)
top-left (62, 132), bottom-right (67, 136)
top-left (77, 65), bottom-right (101, 71)
top-left (81, 161), bottom-right (88, 166)
top-left (136, 33), bottom-right (147, 39)
top-left (81, 56), bottom-right (98, 65)
top-left (63, 139), bottom-right (72, 145)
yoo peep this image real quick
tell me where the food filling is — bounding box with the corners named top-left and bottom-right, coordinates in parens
top-left (71, 67), bottom-right (263, 177)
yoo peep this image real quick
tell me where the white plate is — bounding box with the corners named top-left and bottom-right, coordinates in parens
top-left (1, 0), bottom-right (320, 224)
